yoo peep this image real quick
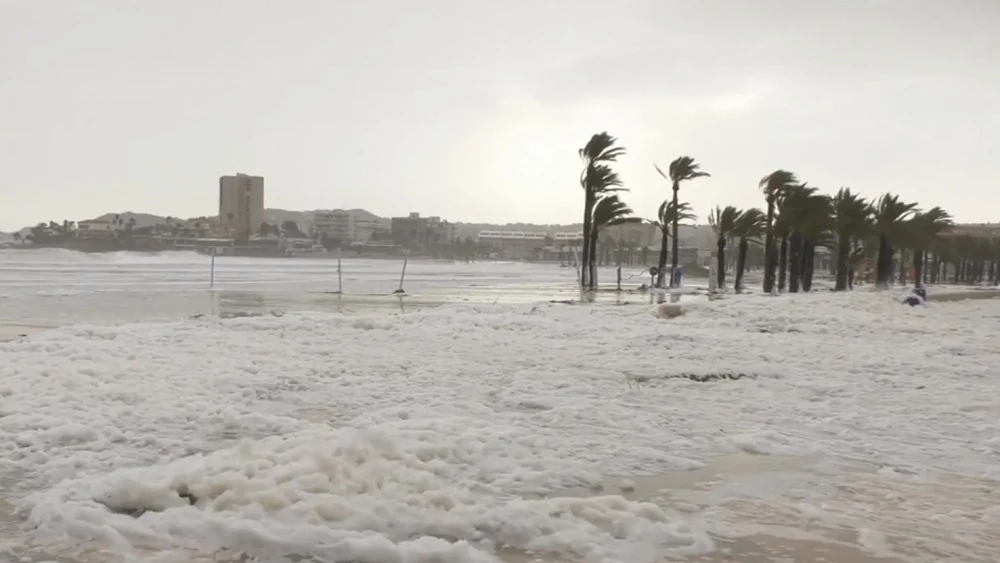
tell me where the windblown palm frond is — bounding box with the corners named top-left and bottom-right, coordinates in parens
top-left (592, 195), bottom-right (640, 230)
top-left (654, 200), bottom-right (697, 229)
top-left (580, 163), bottom-right (625, 194)
top-left (579, 132), bottom-right (626, 165)
top-left (708, 206), bottom-right (741, 240)
top-left (657, 156), bottom-right (711, 184)
top-left (759, 170), bottom-right (799, 202)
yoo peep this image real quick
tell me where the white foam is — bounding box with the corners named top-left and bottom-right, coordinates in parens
top-left (1, 291), bottom-right (998, 561)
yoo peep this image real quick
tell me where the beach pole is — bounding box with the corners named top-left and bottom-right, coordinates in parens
top-left (210, 248), bottom-right (216, 288)
top-left (337, 248), bottom-right (343, 294)
top-left (396, 253), bottom-right (408, 293)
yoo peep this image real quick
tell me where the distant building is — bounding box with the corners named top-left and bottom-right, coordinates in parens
top-left (602, 222), bottom-right (659, 248)
top-left (219, 174), bottom-right (264, 239)
top-left (477, 231), bottom-right (549, 259)
top-left (76, 220), bottom-right (115, 238)
top-left (950, 223), bottom-right (1000, 238)
top-left (314, 210), bottom-right (383, 245)
top-left (551, 232), bottom-right (584, 246)
top-left (390, 212), bottom-right (455, 247)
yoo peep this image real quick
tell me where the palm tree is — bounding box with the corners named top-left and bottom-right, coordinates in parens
top-left (732, 208), bottom-right (766, 292)
top-left (798, 196), bottom-right (832, 292)
top-left (907, 207), bottom-right (952, 289)
top-left (776, 184), bottom-right (825, 293)
top-left (588, 195), bottom-right (639, 287)
top-left (758, 170), bottom-right (798, 293)
top-left (579, 132), bottom-right (627, 288)
top-left (872, 193), bottom-right (919, 288)
top-left (708, 206), bottom-right (741, 290)
top-left (652, 200), bottom-right (696, 287)
top-left (831, 188), bottom-right (872, 291)
top-left (655, 157), bottom-right (710, 287)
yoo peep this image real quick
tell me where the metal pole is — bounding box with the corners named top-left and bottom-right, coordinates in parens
top-left (398, 256), bottom-right (408, 292)
top-left (210, 248), bottom-right (216, 288)
top-left (337, 248), bottom-right (343, 293)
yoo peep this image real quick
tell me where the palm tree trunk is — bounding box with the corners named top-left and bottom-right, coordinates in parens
top-left (802, 238), bottom-right (816, 292)
top-left (588, 231), bottom-right (599, 290)
top-left (913, 249), bottom-right (925, 289)
top-left (788, 231), bottom-right (802, 293)
top-left (670, 183), bottom-right (680, 287)
top-left (834, 233), bottom-right (850, 290)
top-left (763, 200), bottom-right (776, 293)
top-left (778, 235), bottom-right (789, 292)
top-left (656, 228), bottom-right (669, 287)
top-left (716, 237), bottom-right (726, 289)
top-left (735, 237), bottom-right (748, 292)
top-left (581, 191), bottom-right (594, 288)
top-left (898, 249), bottom-right (907, 285)
top-left (876, 235), bottom-right (893, 288)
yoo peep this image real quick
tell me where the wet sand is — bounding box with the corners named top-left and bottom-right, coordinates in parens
top-left (497, 452), bottom-right (998, 563)
top-left (498, 534), bottom-right (908, 563)
top-left (929, 289), bottom-right (999, 302)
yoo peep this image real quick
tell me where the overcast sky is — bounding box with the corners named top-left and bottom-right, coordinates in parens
top-left (1, 0), bottom-right (998, 230)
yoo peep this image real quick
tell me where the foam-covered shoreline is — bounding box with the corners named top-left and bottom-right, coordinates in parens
top-left (1, 292), bottom-right (998, 562)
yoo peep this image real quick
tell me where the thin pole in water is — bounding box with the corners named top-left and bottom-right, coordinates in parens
top-left (397, 254), bottom-right (408, 293)
top-left (337, 248), bottom-right (343, 294)
top-left (210, 248), bottom-right (216, 288)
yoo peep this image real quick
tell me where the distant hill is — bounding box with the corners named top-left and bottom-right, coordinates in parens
top-left (90, 212), bottom-right (171, 229)
top-left (6, 208), bottom-right (383, 237)
top-left (263, 208), bottom-right (315, 227)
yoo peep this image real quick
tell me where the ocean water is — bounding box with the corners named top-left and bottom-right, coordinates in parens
top-left (0, 249), bottom-right (678, 327)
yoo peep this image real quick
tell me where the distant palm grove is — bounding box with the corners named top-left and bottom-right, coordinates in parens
top-left (579, 131), bottom-right (1000, 292)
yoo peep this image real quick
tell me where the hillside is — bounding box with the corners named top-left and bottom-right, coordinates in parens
top-left (91, 212), bottom-right (172, 229)
top-left (7, 208), bottom-right (380, 237)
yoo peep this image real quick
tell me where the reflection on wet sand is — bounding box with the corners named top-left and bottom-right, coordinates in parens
top-left (542, 453), bottom-right (813, 500)
top-left (500, 452), bottom-right (998, 563)
top-left (498, 533), bottom-right (908, 563)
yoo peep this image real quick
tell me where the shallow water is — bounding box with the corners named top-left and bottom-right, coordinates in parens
top-left (0, 250), bottom-right (703, 327)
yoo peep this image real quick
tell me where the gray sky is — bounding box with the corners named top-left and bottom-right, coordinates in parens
top-left (2, 0), bottom-right (998, 230)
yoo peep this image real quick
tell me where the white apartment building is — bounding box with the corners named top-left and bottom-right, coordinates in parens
top-left (76, 220), bottom-right (115, 238)
top-left (477, 231), bottom-right (549, 258)
top-left (552, 232), bottom-right (584, 246)
top-left (219, 174), bottom-right (264, 239)
top-left (313, 210), bottom-right (382, 244)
